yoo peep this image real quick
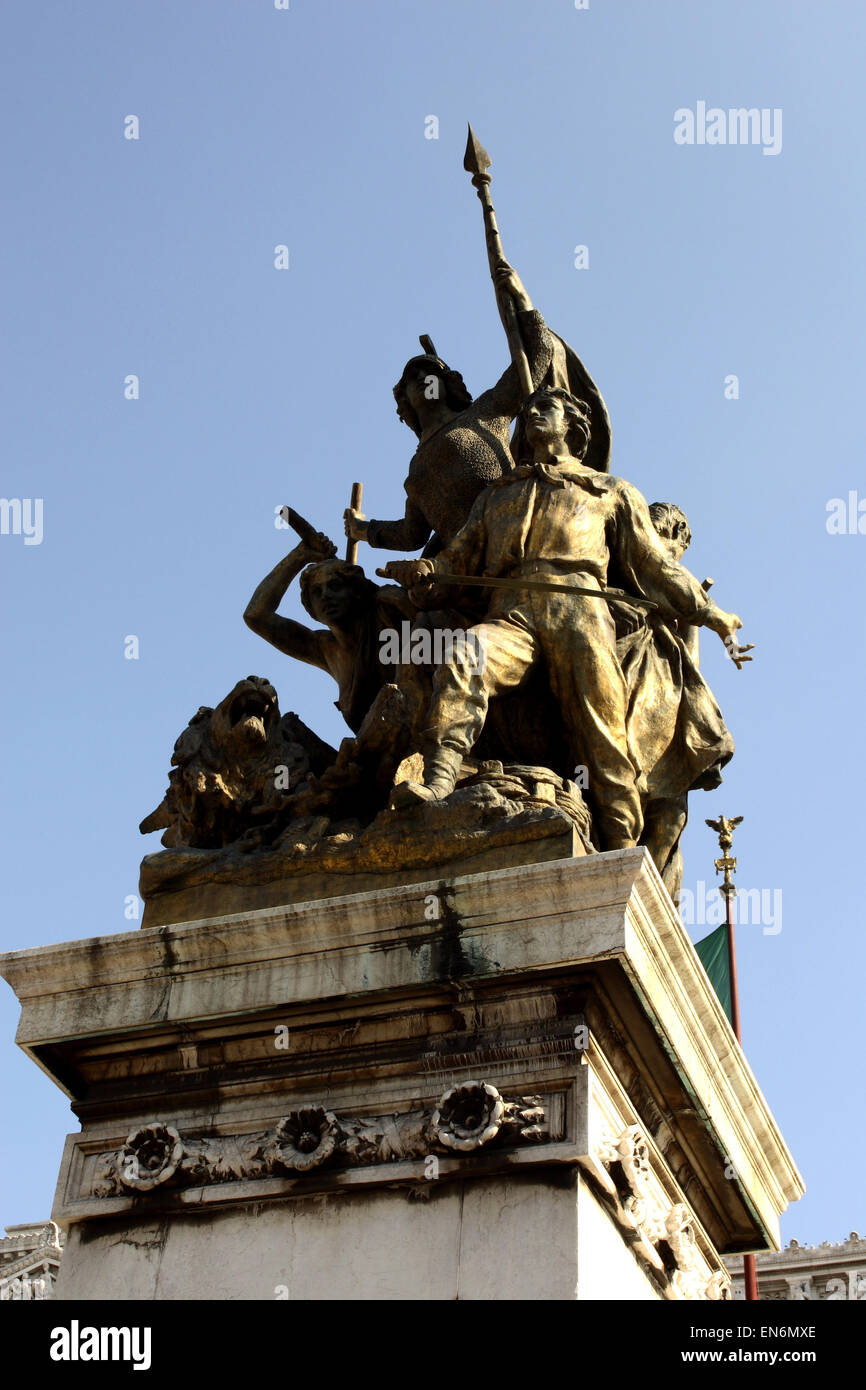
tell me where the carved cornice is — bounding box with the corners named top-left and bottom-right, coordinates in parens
top-left (0, 1223), bottom-right (62, 1251)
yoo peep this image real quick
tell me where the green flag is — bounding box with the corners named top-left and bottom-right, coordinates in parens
top-left (694, 923), bottom-right (732, 1024)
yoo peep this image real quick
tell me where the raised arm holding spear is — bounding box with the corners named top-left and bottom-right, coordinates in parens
top-left (344, 128), bottom-right (560, 561)
top-left (463, 124), bottom-right (534, 399)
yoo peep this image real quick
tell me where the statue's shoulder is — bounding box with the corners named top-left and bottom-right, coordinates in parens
top-left (487, 466), bottom-right (531, 491)
top-left (405, 443), bottom-right (425, 478)
top-left (607, 472), bottom-right (648, 507)
top-left (556, 463), bottom-right (620, 497)
top-left (404, 423), bottom-right (455, 484)
top-left (471, 470), bottom-right (531, 515)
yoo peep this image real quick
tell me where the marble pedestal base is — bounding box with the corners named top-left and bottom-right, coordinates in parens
top-left (0, 849), bottom-right (803, 1301)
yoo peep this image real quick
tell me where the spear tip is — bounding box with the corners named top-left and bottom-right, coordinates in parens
top-left (463, 123), bottom-right (491, 175)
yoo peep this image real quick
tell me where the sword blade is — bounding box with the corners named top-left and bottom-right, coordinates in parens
top-left (434, 572), bottom-right (658, 611)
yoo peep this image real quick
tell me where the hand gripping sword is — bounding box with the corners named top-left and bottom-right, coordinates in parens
top-left (376, 567), bottom-right (659, 611)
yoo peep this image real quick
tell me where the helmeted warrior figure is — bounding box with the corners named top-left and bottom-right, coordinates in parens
top-left (344, 262), bottom-right (611, 559)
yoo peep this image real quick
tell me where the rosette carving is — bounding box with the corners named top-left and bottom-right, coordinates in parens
top-left (118, 1122), bottom-right (184, 1192)
top-left (272, 1108), bottom-right (339, 1172)
top-left (432, 1081), bottom-right (505, 1152)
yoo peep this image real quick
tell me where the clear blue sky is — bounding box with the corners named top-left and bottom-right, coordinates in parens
top-left (1, 0), bottom-right (863, 1250)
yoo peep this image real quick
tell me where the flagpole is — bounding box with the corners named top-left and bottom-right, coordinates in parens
top-left (707, 815), bottom-right (758, 1303)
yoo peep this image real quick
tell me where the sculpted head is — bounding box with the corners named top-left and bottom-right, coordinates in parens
top-left (520, 388), bottom-right (592, 460)
top-left (299, 559), bottom-right (377, 630)
top-left (649, 502), bottom-right (692, 562)
top-left (393, 354), bottom-right (472, 437)
top-left (209, 676), bottom-right (280, 750)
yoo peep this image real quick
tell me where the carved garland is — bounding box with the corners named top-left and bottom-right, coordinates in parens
top-left (93, 1085), bottom-right (548, 1198)
top-left (596, 1124), bottom-right (730, 1302)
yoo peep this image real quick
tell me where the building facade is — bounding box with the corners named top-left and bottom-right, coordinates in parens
top-left (0, 1221), bottom-right (64, 1300)
top-left (726, 1233), bottom-right (866, 1300)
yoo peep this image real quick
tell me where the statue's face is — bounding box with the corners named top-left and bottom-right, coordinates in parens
top-left (653, 524), bottom-right (689, 563)
top-left (404, 364), bottom-right (443, 413)
top-left (524, 395), bottom-right (569, 447)
top-left (660, 535), bottom-right (688, 563)
top-left (306, 568), bottom-right (363, 628)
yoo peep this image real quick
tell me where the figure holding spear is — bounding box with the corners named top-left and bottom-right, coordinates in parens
top-left (344, 127), bottom-right (610, 561)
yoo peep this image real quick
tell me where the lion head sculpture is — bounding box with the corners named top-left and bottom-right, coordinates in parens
top-left (139, 676), bottom-right (336, 849)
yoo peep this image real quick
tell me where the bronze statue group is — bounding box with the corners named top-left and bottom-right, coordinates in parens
top-left (244, 256), bottom-right (751, 901)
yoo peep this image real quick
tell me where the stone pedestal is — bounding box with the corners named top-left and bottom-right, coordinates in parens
top-left (0, 849), bottom-right (803, 1301)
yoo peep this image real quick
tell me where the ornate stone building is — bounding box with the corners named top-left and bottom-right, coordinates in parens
top-left (0, 1221), bottom-right (63, 1299)
top-left (726, 1233), bottom-right (866, 1300)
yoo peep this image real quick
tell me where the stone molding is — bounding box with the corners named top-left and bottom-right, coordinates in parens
top-left (58, 1070), bottom-right (731, 1302)
top-left (51, 1045), bottom-right (734, 1299)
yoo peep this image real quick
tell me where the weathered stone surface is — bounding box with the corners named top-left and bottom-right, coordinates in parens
top-left (52, 1176), bottom-right (659, 1302)
top-left (139, 760), bottom-right (590, 928)
top-left (0, 849), bottom-right (803, 1300)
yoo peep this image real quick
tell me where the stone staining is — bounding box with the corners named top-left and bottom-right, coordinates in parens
top-left (6, 845), bottom-right (801, 1300)
top-left (93, 1103), bottom-right (730, 1301)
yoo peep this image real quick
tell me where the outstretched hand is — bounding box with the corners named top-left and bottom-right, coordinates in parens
top-left (711, 611), bottom-right (755, 670)
top-left (724, 636), bottom-right (756, 670)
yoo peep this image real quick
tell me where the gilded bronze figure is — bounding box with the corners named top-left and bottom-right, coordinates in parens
top-left (382, 388), bottom-right (748, 852)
